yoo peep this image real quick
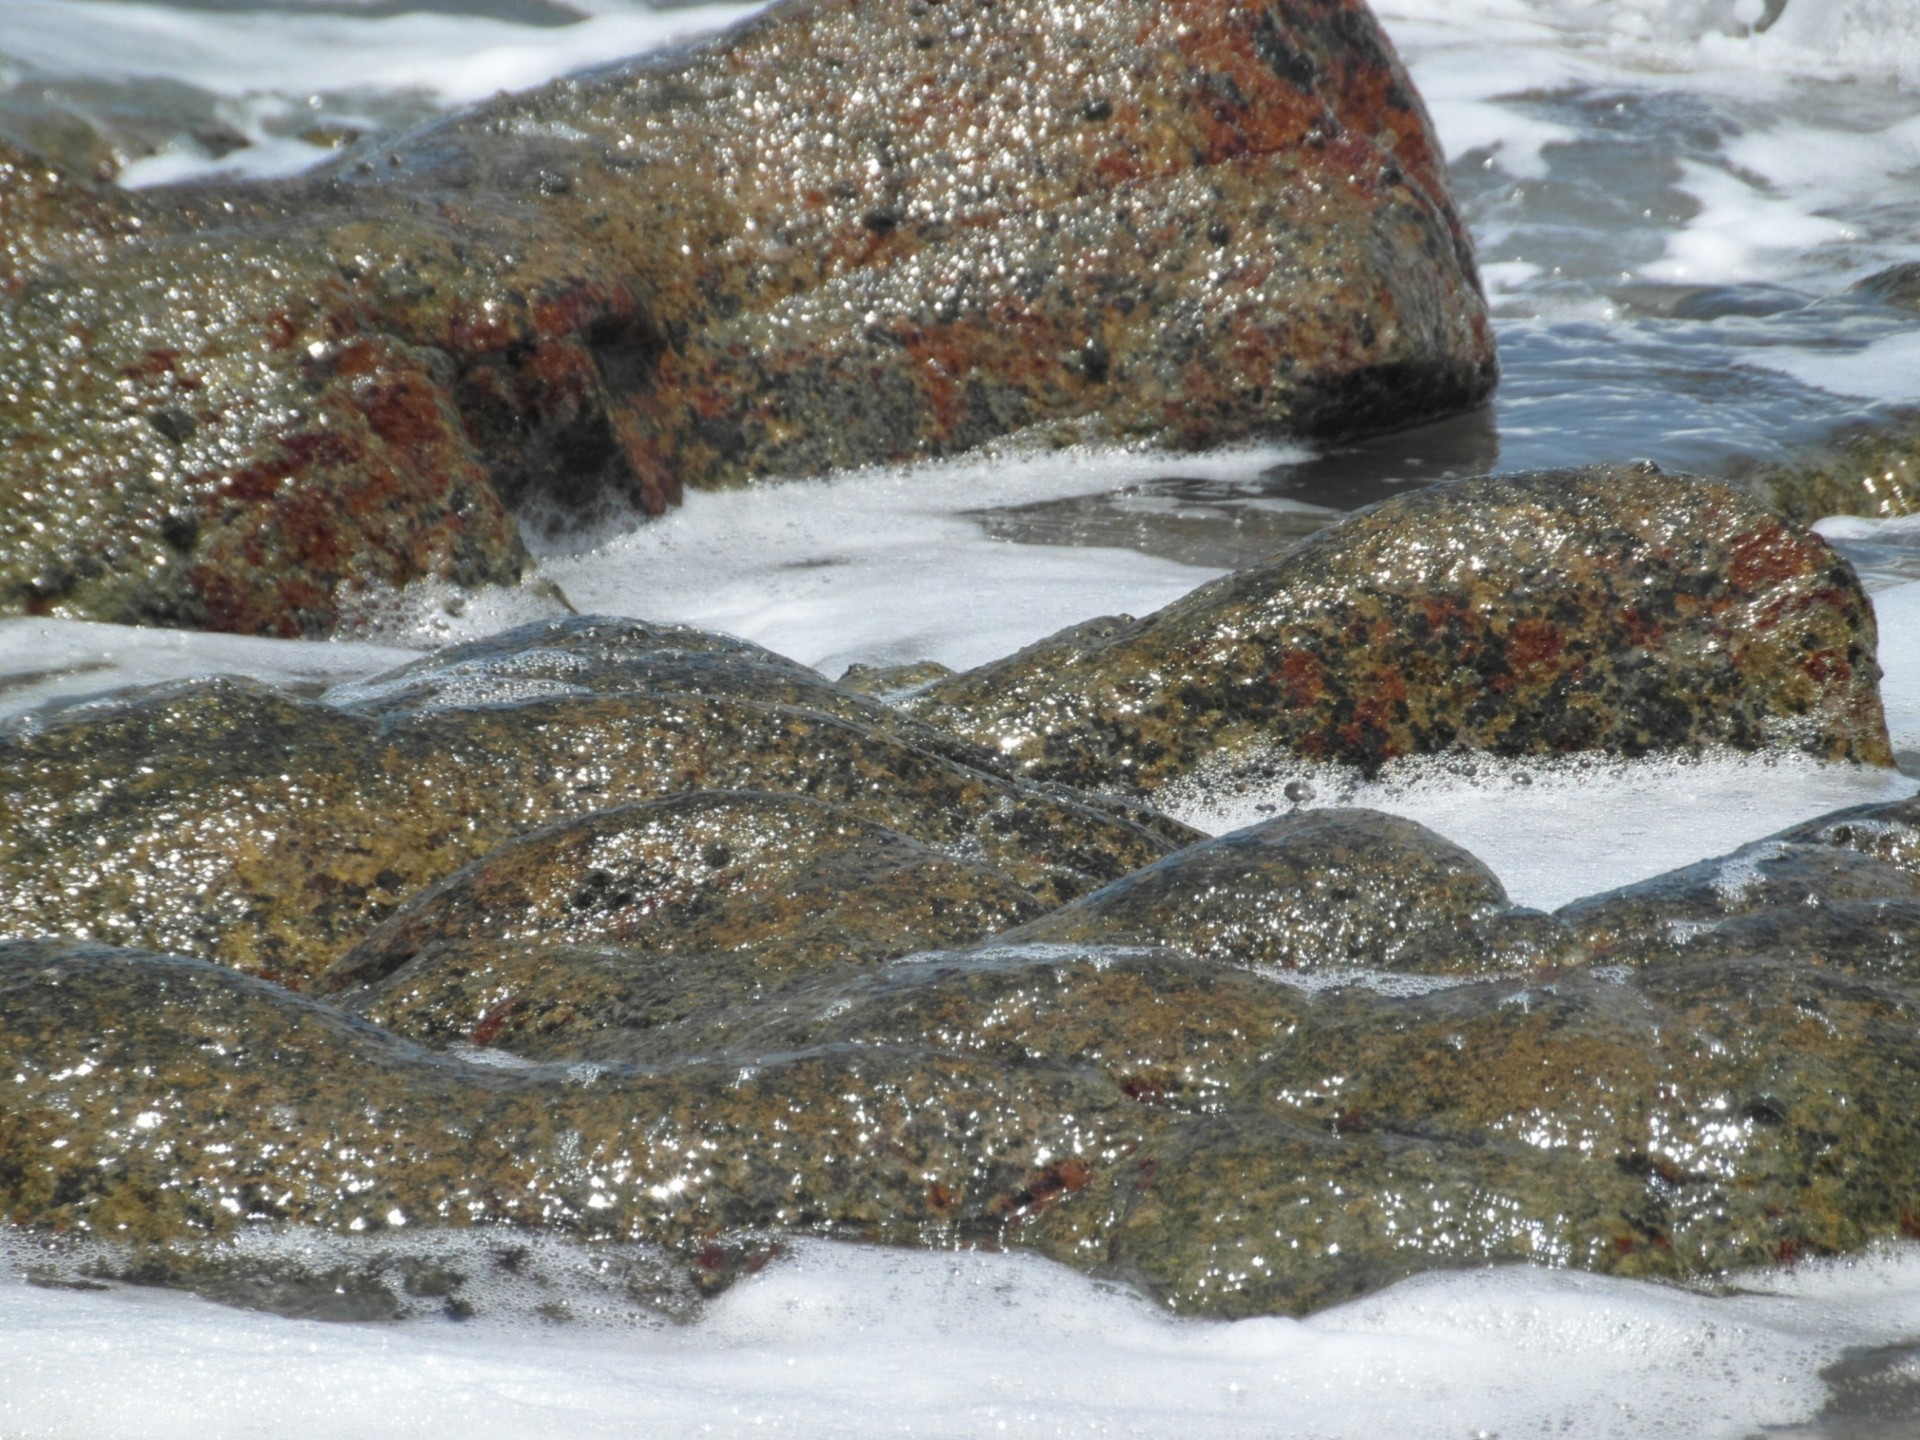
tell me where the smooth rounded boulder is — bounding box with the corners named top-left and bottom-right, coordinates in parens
top-left (997, 807), bottom-right (1570, 976)
top-left (0, 658), bottom-right (1177, 987)
top-left (905, 464), bottom-right (1894, 791)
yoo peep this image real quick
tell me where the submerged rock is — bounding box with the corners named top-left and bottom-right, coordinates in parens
top-left (906, 464), bottom-right (1893, 791)
top-left (1851, 262), bottom-right (1920, 312)
top-left (0, 667), bottom-right (1176, 987)
top-left (0, 0), bottom-right (1493, 636)
top-left (1738, 413), bottom-right (1920, 523)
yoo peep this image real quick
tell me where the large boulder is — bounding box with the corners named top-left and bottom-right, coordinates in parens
top-left (905, 464), bottom-right (1894, 791)
top-left (16, 898), bottom-right (1920, 1319)
top-left (0, 0), bottom-right (1494, 635)
top-left (0, 937), bottom-right (1154, 1292)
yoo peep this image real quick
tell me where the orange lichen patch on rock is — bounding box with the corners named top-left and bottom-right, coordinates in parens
top-left (994, 1158), bottom-right (1097, 1222)
top-left (1728, 523), bottom-right (1822, 597)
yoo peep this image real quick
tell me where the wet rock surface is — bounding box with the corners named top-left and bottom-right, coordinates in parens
top-left (905, 464), bottom-right (1893, 791)
top-left (15, 827), bottom-right (1920, 1321)
top-left (996, 807), bottom-right (1567, 977)
top-left (0, 656), bottom-right (1176, 988)
top-left (1739, 414), bottom-right (1920, 524)
top-left (325, 613), bottom-right (1019, 779)
top-left (324, 789), bottom-right (1045, 996)
top-left (1562, 791), bottom-right (1920, 969)
top-left (0, 937), bottom-right (1157, 1287)
top-left (4, 474), bottom-right (1919, 1321)
top-left (1, 0), bottom-right (1493, 636)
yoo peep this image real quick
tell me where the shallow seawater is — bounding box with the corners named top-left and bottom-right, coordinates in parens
top-left (8, 0), bottom-right (1920, 1436)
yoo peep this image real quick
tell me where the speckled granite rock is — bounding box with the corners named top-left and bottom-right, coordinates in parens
top-left (905, 464), bottom-right (1894, 790)
top-left (324, 613), bottom-right (1025, 782)
top-left (0, 674), bottom-right (1176, 988)
top-left (323, 614), bottom-right (1208, 854)
top-left (996, 807), bottom-right (1573, 977)
top-left (322, 790), bottom-right (1045, 996)
top-left (13, 924), bottom-right (1920, 1320)
top-left (0, 138), bottom-right (138, 291)
top-left (0, 0), bottom-right (1493, 635)
top-left (0, 937), bottom-right (1153, 1281)
top-left (337, 940), bottom-right (768, 1060)
top-left (335, 806), bottom-right (1561, 1061)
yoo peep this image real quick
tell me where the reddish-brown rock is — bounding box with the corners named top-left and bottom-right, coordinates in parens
top-left (904, 465), bottom-right (1895, 790)
top-left (1, 0), bottom-right (1492, 635)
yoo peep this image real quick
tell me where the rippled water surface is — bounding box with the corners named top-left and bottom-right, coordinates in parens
top-left (8, 1), bottom-right (1920, 1436)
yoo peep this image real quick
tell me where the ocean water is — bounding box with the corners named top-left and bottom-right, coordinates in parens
top-left (7, 0), bottom-right (1920, 1435)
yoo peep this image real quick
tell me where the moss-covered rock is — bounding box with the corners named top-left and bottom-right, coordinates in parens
top-left (1, 0), bottom-right (1493, 636)
top-left (905, 464), bottom-right (1893, 791)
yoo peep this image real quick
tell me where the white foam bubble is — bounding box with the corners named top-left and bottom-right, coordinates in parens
top-left (1160, 749), bottom-right (1917, 912)
top-left (1383, 0), bottom-right (1920, 83)
top-left (1639, 157), bottom-right (1861, 286)
top-left (529, 441), bottom-right (1304, 675)
top-left (1745, 330), bottom-right (1920, 405)
top-left (5, 0), bottom-right (765, 103)
top-left (1379, 0), bottom-right (1920, 312)
top-left (4, 1235), bottom-right (1919, 1439)
top-left (0, 617), bottom-right (421, 726)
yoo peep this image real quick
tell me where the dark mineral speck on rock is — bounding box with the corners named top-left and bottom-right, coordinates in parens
top-left (905, 464), bottom-right (1894, 791)
top-left (0, 0), bottom-right (1494, 637)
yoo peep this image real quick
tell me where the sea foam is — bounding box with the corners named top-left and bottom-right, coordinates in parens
top-left (6, 1233), bottom-right (1920, 1439)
